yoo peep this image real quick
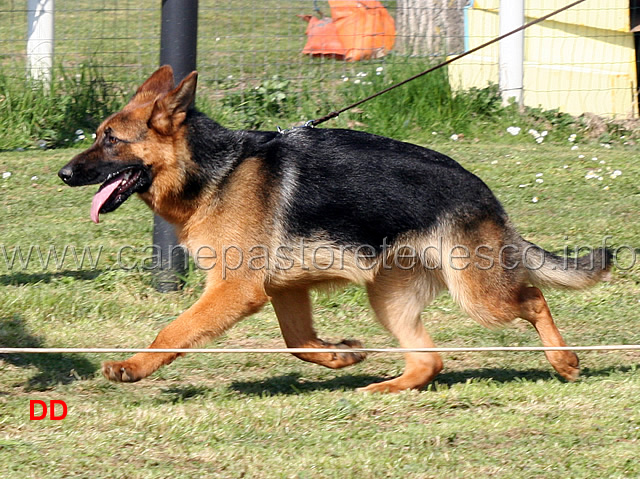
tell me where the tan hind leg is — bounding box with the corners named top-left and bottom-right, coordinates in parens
top-left (519, 286), bottom-right (580, 381)
top-left (359, 270), bottom-right (443, 393)
top-left (436, 221), bottom-right (579, 382)
top-left (269, 287), bottom-right (367, 369)
top-left (446, 264), bottom-right (580, 381)
top-left (445, 269), bottom-right (580, 381)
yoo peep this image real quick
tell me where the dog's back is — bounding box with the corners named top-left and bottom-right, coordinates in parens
top-left (261, 127), bottom-right (508, 251)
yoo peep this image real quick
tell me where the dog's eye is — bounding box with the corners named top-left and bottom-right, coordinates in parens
top-left (104, 130), bottom-right (121, 146)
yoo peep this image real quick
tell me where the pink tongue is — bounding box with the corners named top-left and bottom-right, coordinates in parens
top-left (91, 177), bottom-right (123, 224)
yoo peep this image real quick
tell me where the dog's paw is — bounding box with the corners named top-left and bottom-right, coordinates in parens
top-left (331, 339), bottom-right (367, 367)
top-left (293, 339), bottom-right (367, 369)
top-left (102, 360), bottom-right (145, 383)
top-left (357, 382), bottom-right (396, 394)
top-left (357, 375), bottom-right (426, 394)
top-left (550, 351), bottom-right (580, 382)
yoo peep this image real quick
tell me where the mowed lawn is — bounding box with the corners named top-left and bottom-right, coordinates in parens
top-left (0, 139), bottom-right (639, 478)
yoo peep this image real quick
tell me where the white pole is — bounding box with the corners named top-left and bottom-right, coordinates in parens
top-left (499, 0), bottom-right (524, 107)
top-left (27, 0), bottom-right (55, 87)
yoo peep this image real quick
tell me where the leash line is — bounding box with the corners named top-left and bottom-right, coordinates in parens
top-left (309, 0), bottom-right (586, 127)
top-left (2, 344), bottom-right (639, 354)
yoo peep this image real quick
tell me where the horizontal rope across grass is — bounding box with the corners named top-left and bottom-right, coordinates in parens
top-left (1, 345), bottom-right (639, 354)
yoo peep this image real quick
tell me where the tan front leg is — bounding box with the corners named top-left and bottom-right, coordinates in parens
top-left (103, 280), bottom-right (268, 382)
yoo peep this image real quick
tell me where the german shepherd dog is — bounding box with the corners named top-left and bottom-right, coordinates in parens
top-left (58, 66), bottom-right (611, 392)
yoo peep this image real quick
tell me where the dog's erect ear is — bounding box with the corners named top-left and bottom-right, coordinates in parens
top-left (134, 65), bottom-right (175, 99)
top-left (149, 71), bottom-right (198, 136)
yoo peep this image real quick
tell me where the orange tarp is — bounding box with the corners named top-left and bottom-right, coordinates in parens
top-left (301, 0), bottom-right (396, 61)
top-left (301, 15), bottom-right (348, 58)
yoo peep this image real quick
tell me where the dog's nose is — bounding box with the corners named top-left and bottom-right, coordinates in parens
top-left (58, 166), bottom-right (73, 184)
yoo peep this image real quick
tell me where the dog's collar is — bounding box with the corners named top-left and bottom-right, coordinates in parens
top-left (277, 120), bottom-right (315, 135)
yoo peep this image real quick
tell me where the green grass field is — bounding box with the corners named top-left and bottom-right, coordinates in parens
top-left (1, 0), bottom-right (639, 475)
top-left (1, 138), bottom-right (638, 478)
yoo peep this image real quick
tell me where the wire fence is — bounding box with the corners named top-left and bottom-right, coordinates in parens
top-left (453, 0), bottom-right (639, 118)
top-left (0, 1), bottom-right (637, 117)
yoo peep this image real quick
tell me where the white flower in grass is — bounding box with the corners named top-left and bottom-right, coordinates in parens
top-left (450, 134), bottom-right (459, 141)
top-left (571, 145), bottom-right (579, 150)
top-left (506, 126), bottom-right (521, 136)
top-left (528, 129), bottom-right (546, 143)
top-left (2, 172), bottom-right (11, 179)
top-left (536, 178), bottom-right (544, 184)
top-left (532, 196), bottom-right (539, 203)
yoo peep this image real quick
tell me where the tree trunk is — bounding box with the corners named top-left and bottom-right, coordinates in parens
top-left (396, 0), bottom-right (465, 57)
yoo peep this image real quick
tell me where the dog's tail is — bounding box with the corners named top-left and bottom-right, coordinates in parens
top-left (518, 238), bottom-right (612, 290)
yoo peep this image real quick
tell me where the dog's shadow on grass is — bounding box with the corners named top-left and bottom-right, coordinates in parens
top-left (230, 373), bottom-right (384, 396)
top-left (0, 315), bottom-right (97, 390)
top-left (0, 270), bottom-right (102, 287)
top-left (229, 365), bottom-right (637, 396)
top-left (433, 365), bottom-right (637, 387)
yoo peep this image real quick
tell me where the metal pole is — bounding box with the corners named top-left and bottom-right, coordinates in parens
top-left (499, 0), bottom-right (524, 107)
top-left (26, 0), bottom-right (54, 88)
top-left (153, 0), bottom-right (198, 292)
